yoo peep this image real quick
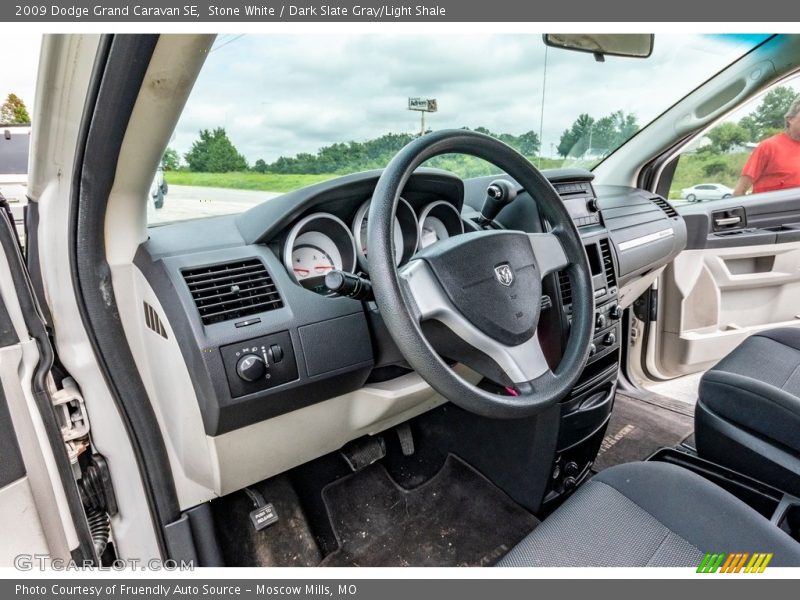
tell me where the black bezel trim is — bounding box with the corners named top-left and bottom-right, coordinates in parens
top-left (68, 34), bottom-right (179, 557)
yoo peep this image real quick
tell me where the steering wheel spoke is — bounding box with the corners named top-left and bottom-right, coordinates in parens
top-left (399, 259), bottom-right (550, 384)
top-left (528, 232), bottom-right (569, 278)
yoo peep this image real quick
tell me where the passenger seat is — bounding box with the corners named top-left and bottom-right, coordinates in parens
top-left (695, 327), bottom-right (800, 495)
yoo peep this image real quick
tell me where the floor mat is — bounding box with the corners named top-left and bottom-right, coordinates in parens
top-left (593, 392), bottom-right (694, 472)
top-left (320, 454), bottom-right (539, 567)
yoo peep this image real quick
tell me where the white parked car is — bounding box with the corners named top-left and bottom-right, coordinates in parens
top-left (149, 163), bottom-right (168, 209)
top-left (680, 183), bottom-right (734, 202)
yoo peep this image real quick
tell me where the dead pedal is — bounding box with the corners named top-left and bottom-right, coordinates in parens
top-left (341, 436), bottom-right (386, 471)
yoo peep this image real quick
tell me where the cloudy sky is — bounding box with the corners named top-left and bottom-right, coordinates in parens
top-left (0, 35), bottom-right (42, 119)
top-left (175, 33), bottom-right (769, 164)
top-left (0, 33), bottom-right (777, 165)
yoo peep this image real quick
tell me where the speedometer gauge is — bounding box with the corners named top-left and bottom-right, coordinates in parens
top-left (359, 216), bottom-right (404, 265)
top-left (352, 197), bottom-right (419, 271)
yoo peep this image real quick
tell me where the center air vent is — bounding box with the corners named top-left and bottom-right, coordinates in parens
top-left (650, 196), bottom-right (678, 218)
top-left (558, 270), bottom-right (572, 307)
top-left (599, 238), bottom-right (617, 288)
top-left (182, 258), bottom-right (283, 325)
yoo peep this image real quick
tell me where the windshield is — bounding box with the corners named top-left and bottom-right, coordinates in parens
top-left (148, 33), bottom-right (769, 225)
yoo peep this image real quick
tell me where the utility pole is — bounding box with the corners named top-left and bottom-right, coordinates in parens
top-left (408, 98), bottom-right (437, 137)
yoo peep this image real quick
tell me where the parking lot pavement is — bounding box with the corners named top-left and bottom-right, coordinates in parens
top-left (147, 185), bottom-right (283, 225)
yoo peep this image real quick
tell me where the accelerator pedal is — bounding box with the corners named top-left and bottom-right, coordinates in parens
top-left (396, 422), bottom-right (415, 456)
top-left (341, 436), bottom-right (386, 472)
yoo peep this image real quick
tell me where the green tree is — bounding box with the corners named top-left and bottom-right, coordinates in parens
top-left (0, 93), bottom-right (31, 124)
top-left (557, 114), bottom-right (595, 157)
top-left (252, 159), bottom-right (268, 173)
top-left (260, 128), bottom-right (538, 176)
top-left (738, 86), bottom-right (798, 141)
top-left (703, 160), bottom-right (728, 177)
top-left (707, 122), bottom-right (750, 153)
top-left (512, 131), bottom-right (541, 156)
top-left (587, 111), bottom-right (639, 155)
top-left (161, 147), bottom-right (180, 171)
top-left (184, 128), bottom-right (248, 172)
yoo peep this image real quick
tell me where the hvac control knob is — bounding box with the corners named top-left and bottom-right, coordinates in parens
top-left (595, 313), bottom-right (608, 330)
top-left (236, 354), bottom-right (267, 382)
top-left (609, 304), bottom-right (623, 320)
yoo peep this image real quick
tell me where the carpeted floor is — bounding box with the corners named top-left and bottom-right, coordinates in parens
top-left (211, 473), bottom-right (322, 567)
top-left (593, 391), bottom-right (695, 472)
top-left (320, 454), bottom-right (539, 567)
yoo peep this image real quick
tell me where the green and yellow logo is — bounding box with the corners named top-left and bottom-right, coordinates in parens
top-left (697, 552), bottom-right (773, 573)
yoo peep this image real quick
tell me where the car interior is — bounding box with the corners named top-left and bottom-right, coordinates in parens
top-left (2, 32), bottom-right (800, 568)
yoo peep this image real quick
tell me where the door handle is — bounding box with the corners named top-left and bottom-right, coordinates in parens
top-left (715, 216), bottom-right (741, 227)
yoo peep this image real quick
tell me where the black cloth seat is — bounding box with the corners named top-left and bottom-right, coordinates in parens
top-left (695, 327), bottom-right (800, 494)
top-left (499, 461), bottom-right (800, 567)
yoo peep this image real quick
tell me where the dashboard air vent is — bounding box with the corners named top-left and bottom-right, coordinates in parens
top-left (182, 258), bottom-right (283, 325)
top-left (557, 270), bottom-right (572, 307)
top-left (599, 238), bottom-right (617, 288)
top-left (651, 196), bottom-right (678, 218)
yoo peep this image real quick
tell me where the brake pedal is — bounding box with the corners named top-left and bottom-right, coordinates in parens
top-left (341, 436), bottom-right (386, 471)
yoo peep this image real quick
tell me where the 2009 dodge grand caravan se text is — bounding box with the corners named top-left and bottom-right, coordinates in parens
top-left (1, 33), bottom-right (799, 568)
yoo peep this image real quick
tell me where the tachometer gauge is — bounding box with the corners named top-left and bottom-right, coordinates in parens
top-left (283, 213), bottom-right (357, 294)
top-left (290, 241), bottom-right (338, 280)
top-left (352, 197), bottom-right (419, 271)
top-left (417, 201), bottom-right (464, 249)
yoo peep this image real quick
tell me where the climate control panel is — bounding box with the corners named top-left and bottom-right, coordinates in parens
top-left (588, 301), bottom-right (622, 363)
top-left (220, 330), bottom-right (298, 398)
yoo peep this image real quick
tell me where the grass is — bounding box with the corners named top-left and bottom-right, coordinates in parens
top-left (166, 171), bottom-right (335, 193)
top-left (166, 157), bottom-right (574, 194)
top-left (668, 152), bottom-right (748, 199)
top-left (165, 153), bottom-right (745, 199)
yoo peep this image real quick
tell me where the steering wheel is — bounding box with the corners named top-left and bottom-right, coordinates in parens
top-left (367, 129), bottom-right (594, 418)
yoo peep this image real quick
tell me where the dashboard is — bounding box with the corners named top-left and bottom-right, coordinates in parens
top-left (137, 168), bottom-right (686, 442)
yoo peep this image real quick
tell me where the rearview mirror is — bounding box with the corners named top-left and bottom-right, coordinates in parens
top-left (543, 34), bottom-right (654, 59)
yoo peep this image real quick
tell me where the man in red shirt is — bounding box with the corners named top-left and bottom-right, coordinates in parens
top-left (734, 96), bottom-right (800, 195)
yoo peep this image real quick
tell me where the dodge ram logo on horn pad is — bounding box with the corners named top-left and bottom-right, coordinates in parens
top-left (494, 264), bottom-right (514, 287)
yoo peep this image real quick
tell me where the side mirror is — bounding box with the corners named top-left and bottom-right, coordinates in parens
top-left (544, 34), bottom-right (654, 60)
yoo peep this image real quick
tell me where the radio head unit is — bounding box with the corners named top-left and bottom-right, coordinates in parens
top-left (554, 181), bottom-right (601, 228)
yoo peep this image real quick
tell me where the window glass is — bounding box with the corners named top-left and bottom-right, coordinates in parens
top-left (668, 74), bottom-right (800, 205)
top-left (148, 34), bottom-right (769, 225)
top-left (0, 34), bottom-right (40, 239)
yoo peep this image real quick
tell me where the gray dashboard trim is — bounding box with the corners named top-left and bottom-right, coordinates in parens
top-left (235, 168), bottom-right (464, 246)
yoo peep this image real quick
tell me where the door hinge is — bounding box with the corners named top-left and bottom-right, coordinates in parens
top-left (51, 377), bottom-right (90, 465)
top-left (52, 377), bottom-right (119, 558)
